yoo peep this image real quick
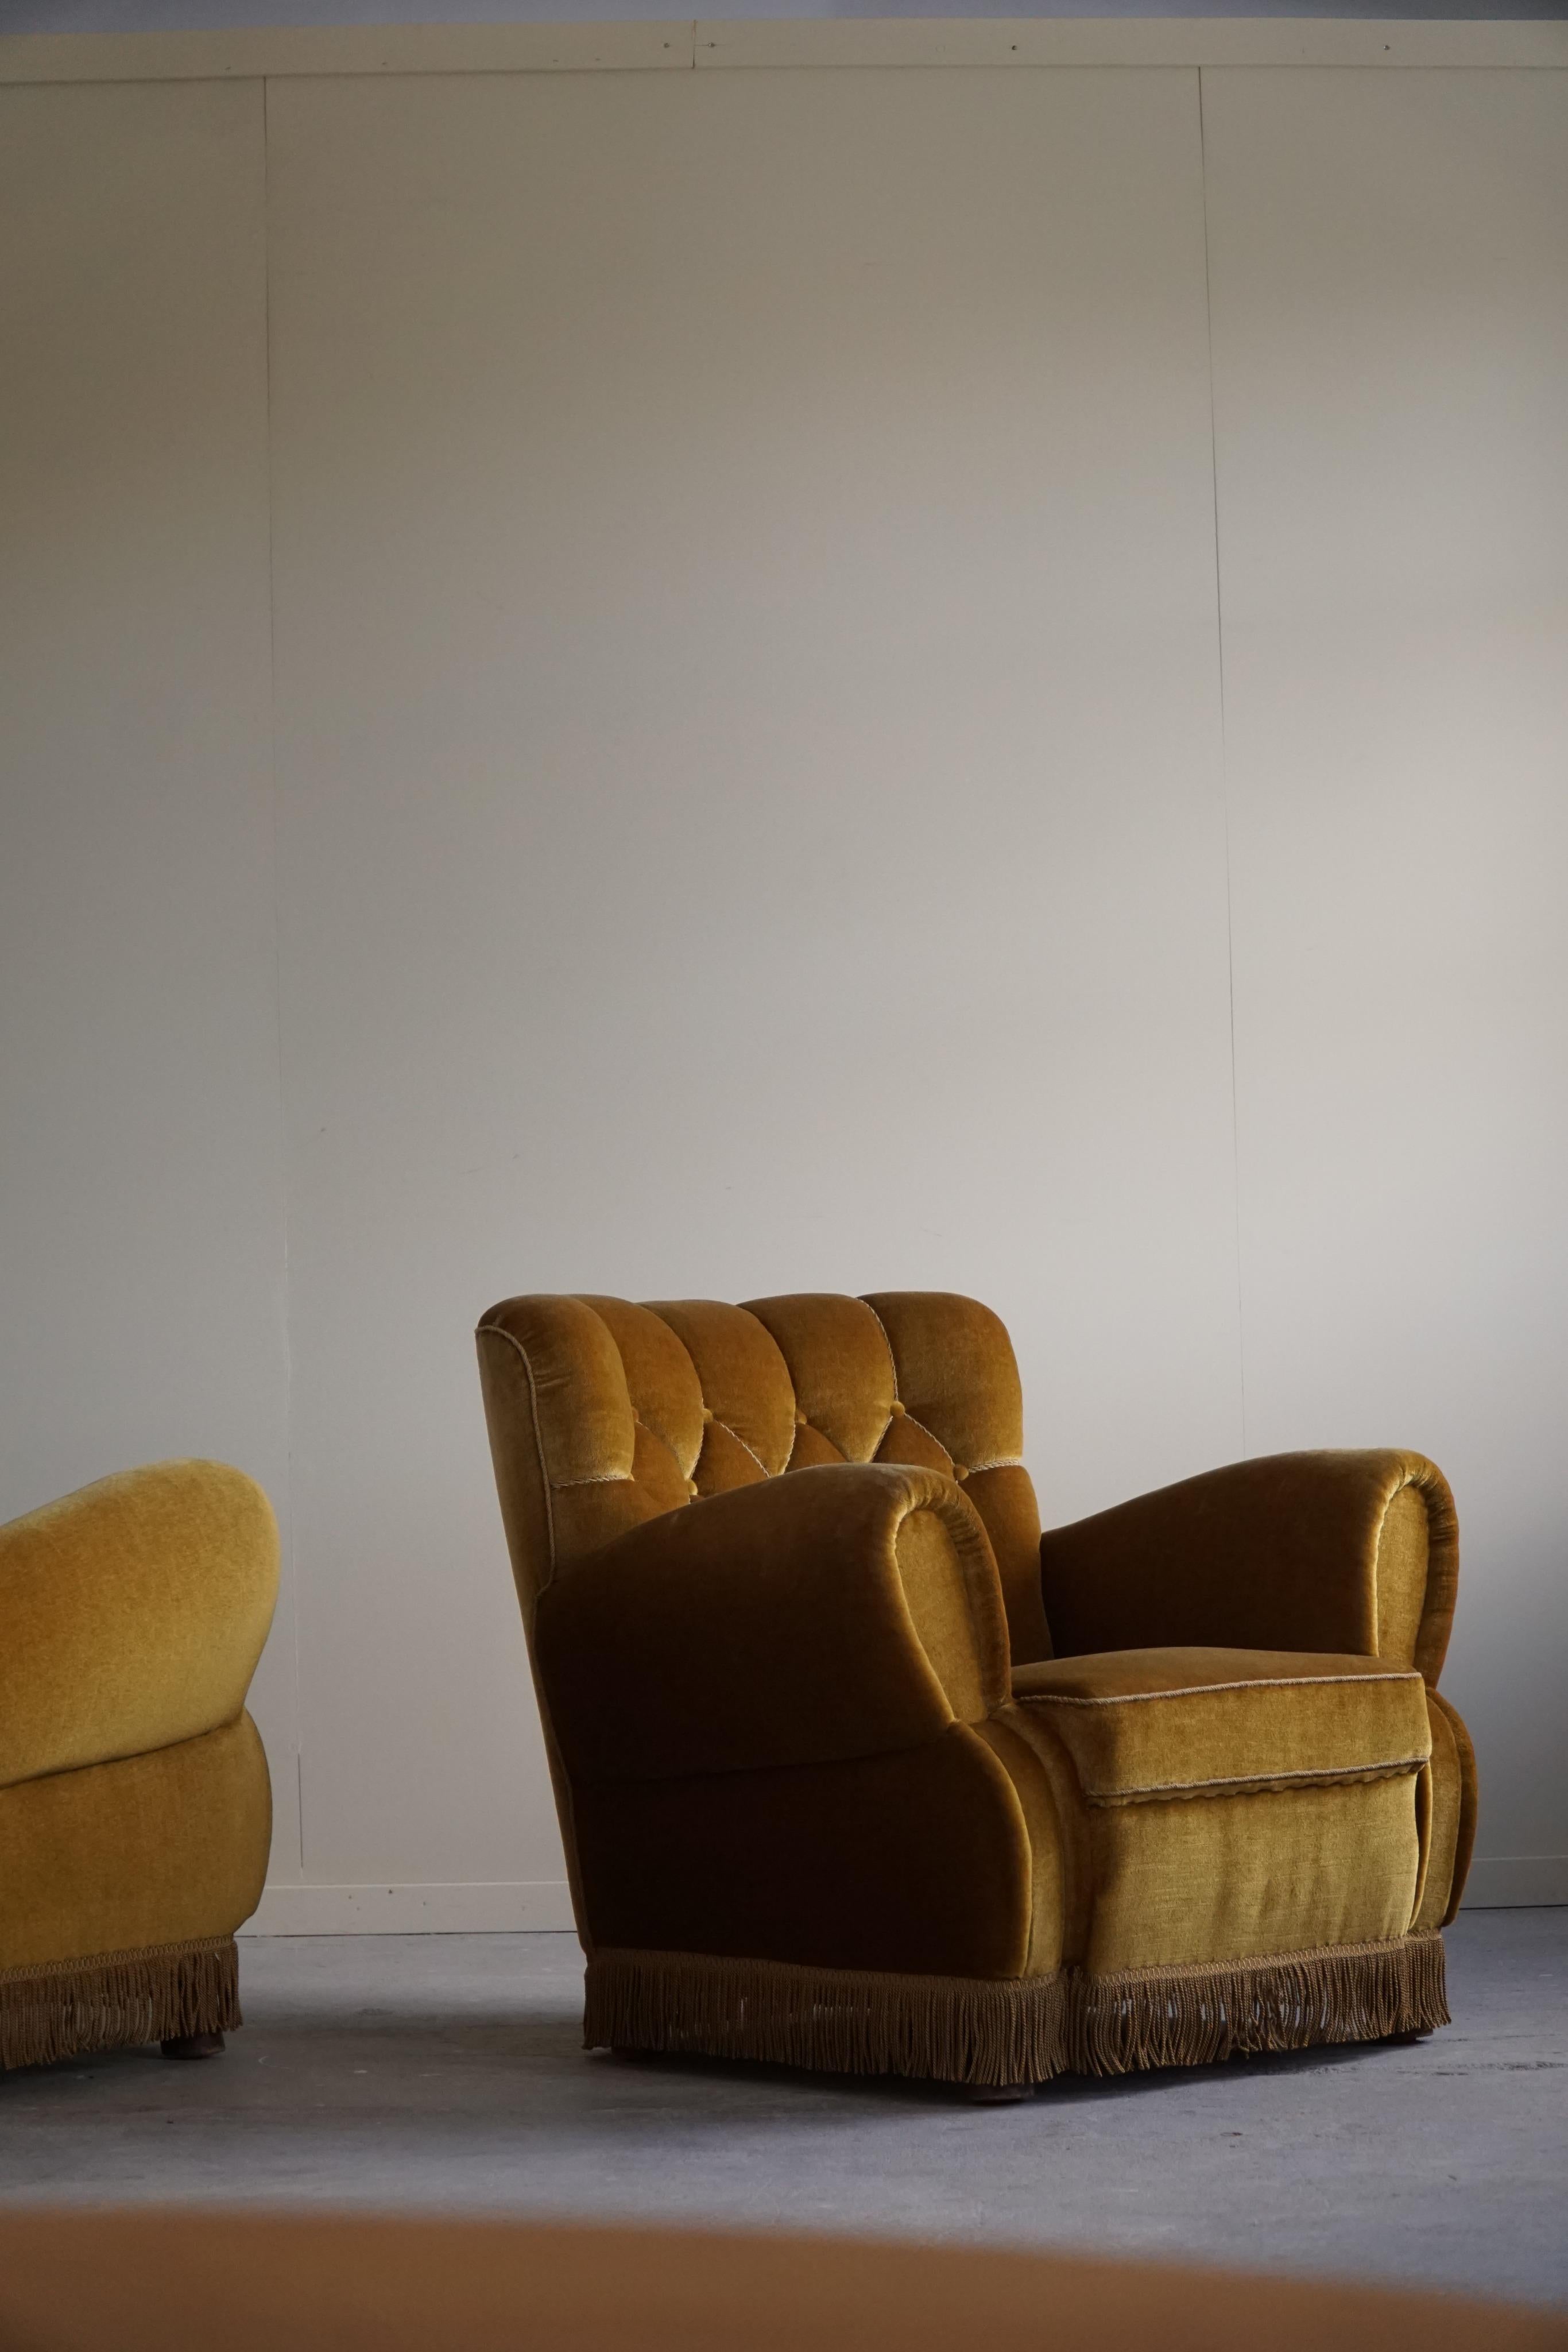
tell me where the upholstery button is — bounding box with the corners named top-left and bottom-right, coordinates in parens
top-left (953, 1464), bottom-right (969, 1480)
top-left (700, 1407), bottom-right (714, 1423)
top-left (888, 1400), bottom-right (906, 1417)
top-left (794, 1411), bottom-right (807, 1427)
top-left (684, 1478), bottom-right (699, 1496)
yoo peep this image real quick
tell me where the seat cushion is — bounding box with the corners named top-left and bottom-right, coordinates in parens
top-left (1011, 1647), bottom-right (1430, 1805)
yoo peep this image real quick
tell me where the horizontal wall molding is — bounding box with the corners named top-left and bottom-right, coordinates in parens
top-left (1463, 1856), bottom-right (1568, 1910)
top-left (0, 22), bottom-right (694, 83)
top-left (241, 1880), bottom-right (576, 1935)
top-left (697, 18), bottom-right (1568, 70)
top-left (3, 18), bottom-right (1566, 86)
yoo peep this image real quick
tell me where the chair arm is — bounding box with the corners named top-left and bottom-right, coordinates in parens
top-left (0, 1460), bottom-right (279, 1790)
top-left (535, 1462), bottom-right (1011, 1785)
top-left (1039, 1449), bottom-right (1458, 1682)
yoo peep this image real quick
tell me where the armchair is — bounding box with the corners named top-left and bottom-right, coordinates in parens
top-left (0, 1460), bottom-right (276, 2069)
top-left (477, 1291), bottom-right (1472, 2091)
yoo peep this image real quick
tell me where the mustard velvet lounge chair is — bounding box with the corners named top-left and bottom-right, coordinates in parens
top-left (476, 1292), bottom-right (1475, 2094)
top-left (0, 1461), bottom-right (277, 2071)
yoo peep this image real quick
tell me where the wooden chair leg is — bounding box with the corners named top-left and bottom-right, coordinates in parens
top-left (160, 2032), bottom-right (226, 2060)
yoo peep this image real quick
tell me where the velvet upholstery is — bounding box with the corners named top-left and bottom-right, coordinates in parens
top-left (537, 1464), bottom-right (1008, 1784)
top-left (478, 1291), bottom-right (1476, 2088)
top-left (571, 1727), bottom-right (1038, 1978)
top-left (1038, 1448), bottom-right (1459, 1681)
top-left (1010, 1649), bottom-right (1431, 1802)
top-left (0, 1717), bottom-right (272, 1973)
top-left (1418, 1689), bottom-right (1479, 1933)
top-left (0, 1463), bottom-right (277, 2069)
top-left (1078, 1775), bottom-right (1424, 1971)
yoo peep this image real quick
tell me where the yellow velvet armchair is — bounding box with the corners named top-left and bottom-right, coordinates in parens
top-left (478, 1290), bottom-right (1476, 2094)
top-left (0, 1460), bottom-right (277, 2071)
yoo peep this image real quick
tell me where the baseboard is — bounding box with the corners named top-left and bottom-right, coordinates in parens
top-left (239, 1859), bottom-right (1567, 1933)
top-left (240, 1881), bottom-right (576, 1935)
top-left (1462, 1856), bottom-right (1568, 1909)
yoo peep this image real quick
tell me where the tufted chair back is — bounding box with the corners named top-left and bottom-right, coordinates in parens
top-left (476, 1292), bottom-right (1051, 1664)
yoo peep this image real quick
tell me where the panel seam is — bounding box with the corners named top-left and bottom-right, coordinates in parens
top-left (257, 72), bottom-right (304, 1883)
top-left (1197, 62), bottom-right (1247, 1462)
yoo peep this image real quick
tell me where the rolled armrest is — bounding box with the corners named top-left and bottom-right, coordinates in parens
top-left (535, 1462), bottom-right (1011, 1784)
top-left (0, 1460), bottom-right (279, 1790)
top-left (1040, 1449), bottom-right (1458, 1682)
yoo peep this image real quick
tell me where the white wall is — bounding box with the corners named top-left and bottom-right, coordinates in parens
top-left (0, 78), bottom-right (301, 1879)
top-left (1, 24), bottom-right (1563, 1925)
top-left (1205, 63), bottom-right (1568, 1905)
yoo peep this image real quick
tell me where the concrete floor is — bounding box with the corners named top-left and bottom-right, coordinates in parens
top-left (2, 1909), bottom-right (1563, 2307)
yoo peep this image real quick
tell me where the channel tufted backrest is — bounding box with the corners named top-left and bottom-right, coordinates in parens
top-left (476, 1292), bottom-right (1052, 1663)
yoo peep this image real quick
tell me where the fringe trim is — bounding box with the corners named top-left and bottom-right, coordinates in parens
top-left (584, 1931), bottom-right (1447, 2089)
top-left (0, 1935), bottom-right (241, 2072)
top-left (1068, 1930), bottom-right (1449, 2076)
top-left (585, 1947), bottom-right (1070, 2088)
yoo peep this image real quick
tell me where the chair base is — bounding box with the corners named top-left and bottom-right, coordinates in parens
top-left (584, 1931), bottom-right (1449, 2091)
top-left (161, 2030), bottom-right (227, 2060)
top-left (0, 1934), bottom-right (241, 2072)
